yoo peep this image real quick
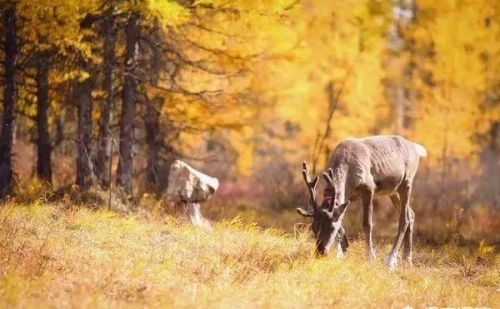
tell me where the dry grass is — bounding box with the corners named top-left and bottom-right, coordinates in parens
top-left (0, 201), bottom-right (498, 308)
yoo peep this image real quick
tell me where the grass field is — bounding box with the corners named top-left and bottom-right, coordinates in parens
top-left (0, 201), bottom-right (498, 308)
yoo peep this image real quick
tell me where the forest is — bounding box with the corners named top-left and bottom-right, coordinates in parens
top-left (0, 0), bottom-right (499, 308)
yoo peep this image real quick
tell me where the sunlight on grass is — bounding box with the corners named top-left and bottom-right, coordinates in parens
top-left (0, 201), bottom-right (498, 308)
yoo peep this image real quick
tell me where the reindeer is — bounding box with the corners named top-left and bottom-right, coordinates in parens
top-left (296, 135), bottom-right (427, 268)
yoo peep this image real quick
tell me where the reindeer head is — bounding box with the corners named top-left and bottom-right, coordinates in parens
top-left (296, 162), bottom-right (350, 256)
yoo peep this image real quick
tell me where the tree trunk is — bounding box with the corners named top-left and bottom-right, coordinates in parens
top-left (36, 53), bottom-right (52, 183)
top-left (116, 13), bottom-right (139, 194)
top-left (144, 99), bottom-right (162, 190)
top-left (96, 6), bottom-right (116, 188)
top-left (144, 21), bottom-right (162, 192)
top-left (0, 7), bottom-right (17, 199)
top-left (76, 64), bottom-right (95, 189)
top-left (389, 0), bottom-right (415, 134)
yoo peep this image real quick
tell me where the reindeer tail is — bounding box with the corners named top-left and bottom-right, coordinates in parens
top-left (412, 142), bottom-right (427, 157)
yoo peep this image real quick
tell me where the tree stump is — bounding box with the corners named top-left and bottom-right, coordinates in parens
top-left (166, 160), bottom-right (219, 228)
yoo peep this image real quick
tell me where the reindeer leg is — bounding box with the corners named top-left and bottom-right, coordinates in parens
top-left (387, 183), bottom-right (411, 269)
top-left (335, 226), bottom-right (349, 258)
top-left (390, 192), bottom-right (415, 267)
top-left (361, 188), bottom-right (376, 261)
top-left (340, 226), bottom-right (349, 253)
top-left (403, 207), bottom-right (415, 267)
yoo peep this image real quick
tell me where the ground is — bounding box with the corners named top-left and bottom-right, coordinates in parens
top-left (0, 201), bottom-right (498, 308)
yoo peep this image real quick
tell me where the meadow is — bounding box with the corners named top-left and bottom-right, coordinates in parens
top-left (0, 200), bottom-right (498, 308)
top-left (1, 1), bottom-right (500, 308)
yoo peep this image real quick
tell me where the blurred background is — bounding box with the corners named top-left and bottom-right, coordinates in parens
top-left (0, 0), bottom-right (499, 244)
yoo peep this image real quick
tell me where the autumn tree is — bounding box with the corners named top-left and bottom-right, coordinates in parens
top-left (143, 20), bottom-right (163, 191)
top-left (116, 12), bottom-right (140, 194)
top-left (13, 0), bottom-right (98, 185)
top-left (405, 0), bottom-right (499, 166)
top-left (0, 4), bottom-right (17, 198)
top-left (95, 4), bottom-right (117, 188)
top-left (76, 11), bottom-right (99, 189)
top-left (2, 0), bottom-right (498, 214)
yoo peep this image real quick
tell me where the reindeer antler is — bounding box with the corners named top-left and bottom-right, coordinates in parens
top-left (322, 168), bottom-right (335, 190)
top-left (322, 168), bottom-right (337, 211)
top-left (302, 161), bottom-right (319, 211)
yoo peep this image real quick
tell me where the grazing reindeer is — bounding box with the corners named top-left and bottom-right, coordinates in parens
top-left (297, 135), bottom-right (427, 268)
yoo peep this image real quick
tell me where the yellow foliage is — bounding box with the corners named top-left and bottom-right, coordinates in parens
top-left (230, 126), bottom-right (254, 176)
top-left (8, 0), bottom-right (500, 180)
top-left (408, 0), bottom-right (499, 163)
top-left (147, 0), bottom-right (189, 26)
top-left (236, 0), bottom-right (392, 170)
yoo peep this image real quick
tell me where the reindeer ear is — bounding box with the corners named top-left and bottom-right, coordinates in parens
top-left (336, 201), bottom-right (350, 215)
top-left (296, 208), bottom-right (314, 217)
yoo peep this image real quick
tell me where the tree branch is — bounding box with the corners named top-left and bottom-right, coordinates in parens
top-left (312, 53), bottom-right (360, 173)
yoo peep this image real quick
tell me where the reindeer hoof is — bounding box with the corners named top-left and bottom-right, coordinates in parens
top-left (336, 242), bottom-right (344, 258)
top-left (404, 257), bottom-right (413, 268)
top-left (387, 254), bottom-right (398, 269)
top-left (367, 249), bottom-right (376, 262)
